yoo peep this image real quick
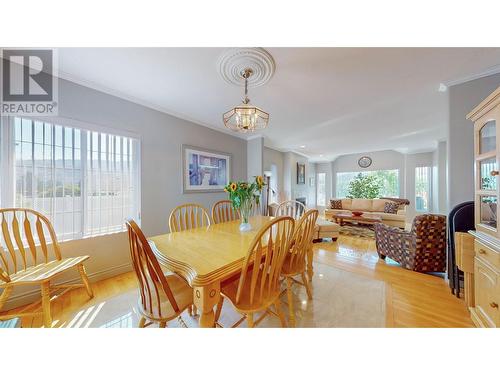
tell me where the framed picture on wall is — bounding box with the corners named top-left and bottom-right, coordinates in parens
top-left (297, 162), bottom-right (306, 184)
top-left (182, 145), bottom-right (231, 193)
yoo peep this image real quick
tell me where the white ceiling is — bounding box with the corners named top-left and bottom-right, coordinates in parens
top-left (58, 48), bottom-right (500, 161)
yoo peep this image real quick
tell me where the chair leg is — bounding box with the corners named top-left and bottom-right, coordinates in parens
top-left (0, 286), bottom-right (13, 313)
top-left (247, 313), bottom-right (254, 328)
top-left (188, 305), bottom-right (193, 316)
top-left (301, 272), bottom-right (313, 300)
top-left (214, 297), bottom-right (224, 324)
top-left (159, 321), bottom-right (167, 328)
top-left (41, 281), bottom-right (52, 328)
top-left (138, 317), bottom-right (147, 328)
top-left (77, 264), bottom-right (94, 298)
top-left (274, 301), bottom-right (287, 328)
top-left (285, 277), bottom-right (296, 328)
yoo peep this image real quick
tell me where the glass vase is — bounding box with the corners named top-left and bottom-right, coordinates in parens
top-left (239, 198), bottom-right (253, 232)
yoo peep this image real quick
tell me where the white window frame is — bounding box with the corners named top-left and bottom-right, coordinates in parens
top-left (0, 115), bottom-right (142, 240)
top-left (415, 166), bottom-right (432, 213)
top-left (316, 172), bottom-right (326, 206)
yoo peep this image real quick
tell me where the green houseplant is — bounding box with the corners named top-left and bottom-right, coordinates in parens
top-left (224, 176), bottom-right (265, 231)
top-left (346, 173), bottom-right (382, 199)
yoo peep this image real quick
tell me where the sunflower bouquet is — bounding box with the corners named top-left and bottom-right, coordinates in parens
top-left (224, 176), bottom-right (265, 231)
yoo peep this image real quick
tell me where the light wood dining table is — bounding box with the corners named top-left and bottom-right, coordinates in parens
top-left (148, 215), bottom-right (276, 328)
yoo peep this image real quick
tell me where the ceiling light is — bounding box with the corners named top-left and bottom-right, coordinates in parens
top-left (223, 68), bottom-right (269, 133)
top-left (300, 145), bottom-right (306, 149)
top-left (319, 154), bottom-right (323, 157)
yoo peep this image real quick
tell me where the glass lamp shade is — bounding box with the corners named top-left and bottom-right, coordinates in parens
top-left (223, 104), bottom-right (269, 133)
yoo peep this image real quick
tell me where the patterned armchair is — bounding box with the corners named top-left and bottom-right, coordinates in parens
top-left (374, 214), bottom-right (447, 273)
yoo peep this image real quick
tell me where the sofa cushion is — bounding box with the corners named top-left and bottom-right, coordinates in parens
top-left (341, 199), bottom-right (352, 210)
top-left (372, 199), bottom-right (391, 212)
top-left (384, 202), bottom-right (400, 214)
top-left (329, 199), bottom-right (342, 209)
top-left (351, 199), bottom-right (372, 212)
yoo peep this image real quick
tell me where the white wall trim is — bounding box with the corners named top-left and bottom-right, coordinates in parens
top-left (5, 262), bottom-right (132, 310)
top-left (444, 64), bottom-right (500, 88)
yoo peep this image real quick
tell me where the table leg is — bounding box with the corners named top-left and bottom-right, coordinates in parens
top-left (194, 282), bottom-right (220, 328)
top-left (307, 246), bottom-right (314, 282)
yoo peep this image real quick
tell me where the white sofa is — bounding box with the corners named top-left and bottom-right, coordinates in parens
top-left (324, 198), bottom-right (407, 228)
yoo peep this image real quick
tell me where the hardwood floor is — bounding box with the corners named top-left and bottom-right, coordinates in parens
top-left (8, 234), bottom-right (473, 328)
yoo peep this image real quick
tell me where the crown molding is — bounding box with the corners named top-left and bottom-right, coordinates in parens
top-left (444, 64), bottom-right (500, 88)
top-left (55, 70), bottom-right (250, 141)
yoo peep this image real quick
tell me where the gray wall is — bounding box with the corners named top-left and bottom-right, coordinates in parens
top-left (5, 77), bottom-right (247, 308)
top-left (448, 73), bottom-right (500, 210)
top-left (282, 152), bottom-right (316, 207)
top-left (404, 151), bottom-right (434, 220)
top-left (247, 137), bottom-right (264, 180)
top-left (332, 150), bottom-right (406, 197)
top-left (315, 162), bottom-right (333, 209)
top-left (330, 149), bottom-right (437, 221)
top-left (263, 147), bottom-right (285, 201)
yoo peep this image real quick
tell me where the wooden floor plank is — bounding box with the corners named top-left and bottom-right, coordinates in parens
top-left (5, 234), bottom-right (474, 328)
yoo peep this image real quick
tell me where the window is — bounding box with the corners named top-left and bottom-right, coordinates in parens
top-left (316, 172), bottom-right (326, 206)
top-left (336, 169), bottom-right (399, 198)
top-left (415, 166), bottom-right (431, 212)
top-left (1, 117), bottom-right (140, 241)
top-left (269, 164), bottom-right (278, 203)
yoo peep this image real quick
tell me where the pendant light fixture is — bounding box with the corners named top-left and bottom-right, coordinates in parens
top-left (222, 68), bottom-right (269, 133)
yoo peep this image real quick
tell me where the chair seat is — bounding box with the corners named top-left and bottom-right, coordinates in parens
top-left (139, 273), bottom-right (193, 321)
top-left (221, 270), bottom-right (281, 313)
top-left (281, 253), bottom-right (306, 276)
top-left (0, 255), bottom-right (90, 286)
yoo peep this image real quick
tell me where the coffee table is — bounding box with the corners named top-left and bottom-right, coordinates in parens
top-left (333, 212), bottom-right (382, 227)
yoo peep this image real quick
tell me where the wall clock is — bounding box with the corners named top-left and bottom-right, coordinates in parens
top-left (358, 156), bottom-right (372, 168)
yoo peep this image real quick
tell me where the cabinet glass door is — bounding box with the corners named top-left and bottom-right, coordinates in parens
top-left (479, 120), bottom-right (496, 154)
top-left (479, 195), bottom-right (497, 229)
top-left (480, 157), bottom-right (498, 190)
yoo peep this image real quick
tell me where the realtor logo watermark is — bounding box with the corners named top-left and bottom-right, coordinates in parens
top-left (1, 48), bottom-right (58, 116)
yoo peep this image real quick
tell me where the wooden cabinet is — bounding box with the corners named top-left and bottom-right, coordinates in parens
top-left (467, 86), bottom-right (500, 327)
top-left (468, 87), bottom-right (500, 238)
top-left (471, 251), bottom-right (499, 327)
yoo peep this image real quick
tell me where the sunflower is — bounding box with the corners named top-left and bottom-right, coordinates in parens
top-left (230, 182), bottom-right (237, 192)
top-left (256, 175), bottom-right (264, 187)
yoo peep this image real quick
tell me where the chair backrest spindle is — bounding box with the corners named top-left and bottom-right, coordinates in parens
top-left (276, 200), bottom-right (306, 220)
top-left (284, 209), bottom-right (319, 272)
top-left (0, 208), bottom-right (61, 280)
top-left (126, 219), bottom-right (180, 318)
top-left (169, 204), bottom-right (211, 233)
top-left (235, 216), bottom-right (295, 305)
top-left (212, 200), bottom-right (240, 224)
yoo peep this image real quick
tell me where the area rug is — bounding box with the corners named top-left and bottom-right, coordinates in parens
top-left (52, 262), bottom-right (386, 328)
top-left (339, 223), bottom-right (376, 239)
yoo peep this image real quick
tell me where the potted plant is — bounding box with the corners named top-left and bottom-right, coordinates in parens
top-left (224, 176), bottom-right (265, 231)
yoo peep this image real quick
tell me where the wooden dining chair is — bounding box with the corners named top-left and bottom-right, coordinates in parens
top-left (276, 200), bottom-right (306, 219)
top-left (212, 200), bottom-right (240, 224)
top-left (169, 203), bottom-right (211, 233)
top-left (0, 208), bottom-right (93, 328)
top-left (126, 219), bottom-right (193, 327)
top-left (281, 209), bottom-right (318, 327)
top-left (214, 216), bottom-right (295, 328)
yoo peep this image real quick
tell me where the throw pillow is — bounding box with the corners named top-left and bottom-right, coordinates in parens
top-left (384, 202), bottom-right (399, 214)
top-left (330, 199), bottom-right (342, 209)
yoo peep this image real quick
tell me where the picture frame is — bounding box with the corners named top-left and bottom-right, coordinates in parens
top-left (182, 145), bottom-right (231, 193)
top-left (297, 162), bottom-right (306, 184)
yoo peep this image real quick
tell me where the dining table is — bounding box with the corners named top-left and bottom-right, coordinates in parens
top-left (148, 215), bottom-right (278, 328)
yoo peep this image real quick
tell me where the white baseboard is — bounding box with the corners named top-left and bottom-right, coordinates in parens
top-left (4, 262), bottom-right (133, 311)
